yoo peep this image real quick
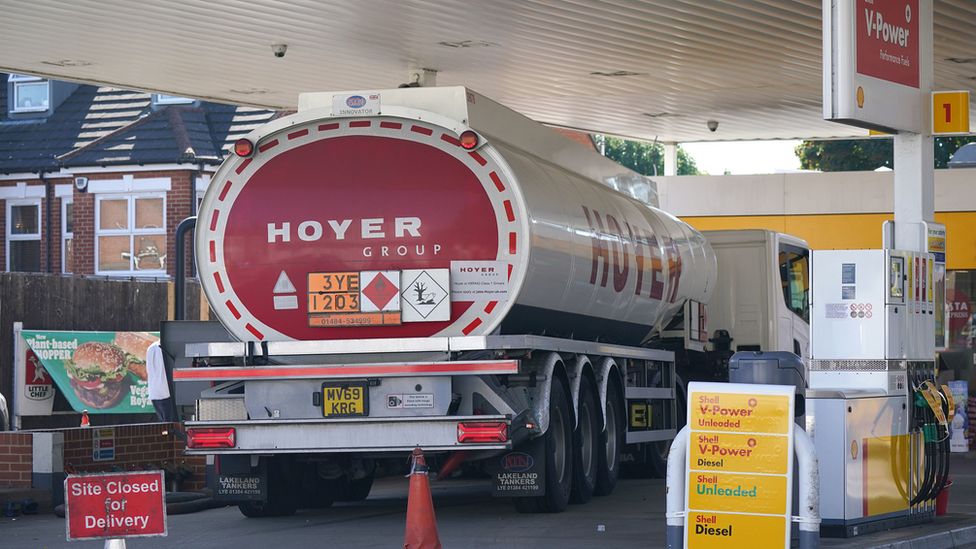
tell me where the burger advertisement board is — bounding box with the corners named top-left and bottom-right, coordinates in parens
top-left (21, 331), bottom-right (157, 414)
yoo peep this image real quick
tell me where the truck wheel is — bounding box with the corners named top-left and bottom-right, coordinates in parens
top-left (570, 377), bottom-right (599, 504)
top-left (594, 379), bottom-right (624, 496)
top-left (238, 457), bottom-right (299, 518)
top-left (299, 468), bottom-right (336, 509)
top-left (347, 473), bottom-right (375, 501)
top-left (335, 471), bottom-right (375, 502)
top-left (515, 375), bottom-right (573, 514)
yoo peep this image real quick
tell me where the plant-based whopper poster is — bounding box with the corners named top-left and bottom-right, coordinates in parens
top-left (21, 331), bottom-right (158, 414)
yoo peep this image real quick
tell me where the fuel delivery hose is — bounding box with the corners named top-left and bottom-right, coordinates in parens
top-left (930, 387), bottom-right (952, 501)
top-left (910, 377), bottom-right (936, 506)
top-left (922, 382), bottom-right (951, 503)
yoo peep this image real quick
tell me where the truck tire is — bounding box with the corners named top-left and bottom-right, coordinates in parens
top-left (594, 379), bottom-right (624, 496)
top-left (570, 376), bottom-right (599, 504)
top-left (516, 375), bottom-right (573, 514)
top-left (238, 457), bottom-right (299, 518)
top-left (299, 469), bottom-right (336, 509)
top-left (335, 471), bottom-right (375, 502)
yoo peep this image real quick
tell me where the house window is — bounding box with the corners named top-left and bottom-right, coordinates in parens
top-left (95, 194), bottom-right (167, 276)
top-left (7, 200), bottom-right (42, 272)
top-left (152, 94), bottom-right (193, 105)
top-left (62, 199), bottom-right (74, 273)
top-left (9, 74), bottom-right (50, 113)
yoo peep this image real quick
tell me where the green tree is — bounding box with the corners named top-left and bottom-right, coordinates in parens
top-left (795, 136), bottom-right (976, 171)
top-left (597, 136), bottom-right (700, 176)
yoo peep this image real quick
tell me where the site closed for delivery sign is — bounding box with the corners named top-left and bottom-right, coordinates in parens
top-left (684, 383), bottom-right (795, 549)
top-left (66, 471), bottom-right (167, 541)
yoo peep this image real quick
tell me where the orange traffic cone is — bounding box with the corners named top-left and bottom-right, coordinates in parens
top-left (403, 447), bottom-right (442, 549)
top-left (80, 410), bottom-right (90, 428)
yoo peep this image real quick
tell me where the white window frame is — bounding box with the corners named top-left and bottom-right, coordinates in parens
top-left (152, 94), bottom-right (193, 106)
top-left (61, 197), bottom-right (74, 274)
top-left (94, 193), bottom-right (168, 277)
top-left (6, 198), bottom-right (42, 272)
top-left (9, 74), bottom-right (50, 113)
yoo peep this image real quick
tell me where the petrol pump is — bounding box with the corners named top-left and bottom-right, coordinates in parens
top-left (808, 249), bottom-right (952, 537)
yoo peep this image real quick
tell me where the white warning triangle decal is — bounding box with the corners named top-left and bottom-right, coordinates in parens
top-left (273, 271), bottom-right (296, 294)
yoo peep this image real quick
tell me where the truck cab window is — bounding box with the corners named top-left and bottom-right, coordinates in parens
top-left (779, 245), bottom-right (809, 323)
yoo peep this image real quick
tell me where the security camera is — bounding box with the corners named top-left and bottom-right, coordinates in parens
top-left (271, 44), bottom-right (288, 58)
top-left (707, 120), bottom-right (719, 132)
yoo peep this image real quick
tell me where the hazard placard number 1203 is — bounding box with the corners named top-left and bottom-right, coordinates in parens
top-left (309, 292), bottom-right (359, 313)
top-left (307, 272), bottom-right (362, 313)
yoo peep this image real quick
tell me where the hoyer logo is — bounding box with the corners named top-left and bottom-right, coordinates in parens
top-left (581, 206), bottom-right (681, 302)
top-left (266, 216), bottom-right (441, 258)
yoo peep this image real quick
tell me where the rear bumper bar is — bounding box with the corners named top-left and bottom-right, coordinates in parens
top-left (183, 414), bottom-right (512, 454)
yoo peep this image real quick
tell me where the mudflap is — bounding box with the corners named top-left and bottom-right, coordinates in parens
top-left (488, 435), bottom-right (546, 497)
top-left (214, 455), bottom-right (268, 502)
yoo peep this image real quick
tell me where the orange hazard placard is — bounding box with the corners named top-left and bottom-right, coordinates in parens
top-left (309, 311), bottom-right (401, 327)
top-left (308, 272), bottom-right (360, 293)
top-left (308, 292), bottom-right (360, 313)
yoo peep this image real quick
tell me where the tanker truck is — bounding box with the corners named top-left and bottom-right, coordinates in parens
top-left (173, 86), bottom-right (809, 517)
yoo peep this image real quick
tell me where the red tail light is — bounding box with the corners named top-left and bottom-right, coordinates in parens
top-left (186, 427), bottom-right (236, 449)
top-left (457, 422), bottom-right (508, 443)
top-left (459, 130), bottom-right (479, 150)
top-left (234, 138), bottom-right (254, 157)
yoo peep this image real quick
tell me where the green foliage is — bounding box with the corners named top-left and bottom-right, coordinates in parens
top-left (597, 136), bottom-right (700, 176)
top-left (795, 136), bottom-right (976, 171)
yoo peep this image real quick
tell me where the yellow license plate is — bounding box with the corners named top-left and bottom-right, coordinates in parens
top-left (321, 381), bottom-right (369, 418)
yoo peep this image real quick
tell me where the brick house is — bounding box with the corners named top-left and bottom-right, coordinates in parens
top-left (0, 73), bottom-right (276, 278)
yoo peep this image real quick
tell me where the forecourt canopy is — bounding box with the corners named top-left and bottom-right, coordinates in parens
top-left (0, 0), bottom-right (973, 142)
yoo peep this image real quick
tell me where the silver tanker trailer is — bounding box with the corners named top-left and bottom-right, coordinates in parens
top-left (172, 87), bottom-right (809, 516)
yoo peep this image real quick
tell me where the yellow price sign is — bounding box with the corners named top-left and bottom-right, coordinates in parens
top-left (688, 432), bottom-right (789, 474)
top-left (932, 91), bottom-right (971, 135)
top-left (689, 392), bottom-right (791, 434)
top-left (686, 512), bottom-right (787, 549)
top-left (688, 471), bottom-right (788, 515)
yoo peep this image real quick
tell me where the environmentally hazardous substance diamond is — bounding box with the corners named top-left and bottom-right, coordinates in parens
top-left (362, 272), bottom-right (399, 310)
top-left (404, 271), bottom-right (448, 319)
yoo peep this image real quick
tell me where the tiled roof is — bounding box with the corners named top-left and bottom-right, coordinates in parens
top-left (0, 74), bottom-right (276, 174)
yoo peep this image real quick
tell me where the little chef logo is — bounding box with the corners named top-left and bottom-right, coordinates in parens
top-left (345, 95), bottom-right (367, 108)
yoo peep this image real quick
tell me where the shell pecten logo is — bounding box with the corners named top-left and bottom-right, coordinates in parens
top-left (857, 86), bottom-right (865, 109)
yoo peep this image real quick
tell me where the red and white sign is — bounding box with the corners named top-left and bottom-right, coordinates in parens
top-left (198, 115), bottom-right (519, 342)
top-left (66, 471), bottom-right (167, 541)
top-left (360, 271), bottom-right (401, 312)
top-left (823, 0), bottom-right (930, 132)
top-left (948, 289), bottom-right (972, 347)
top-left (24, 347), bottom-right (54, 401)
top-left (856, 0), bottom-right (919, 88)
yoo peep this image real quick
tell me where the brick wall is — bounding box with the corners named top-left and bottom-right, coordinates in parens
top-left (71, 186), bottom-right (93, 275)
top-left (59, 423), bottom-right (205, 491)
top-left (165, 171), bottom-right (194, 279)
top-left (0, 432), bottom-right (33, 488)
top-left (0, 424), bottom-right (206, 492)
